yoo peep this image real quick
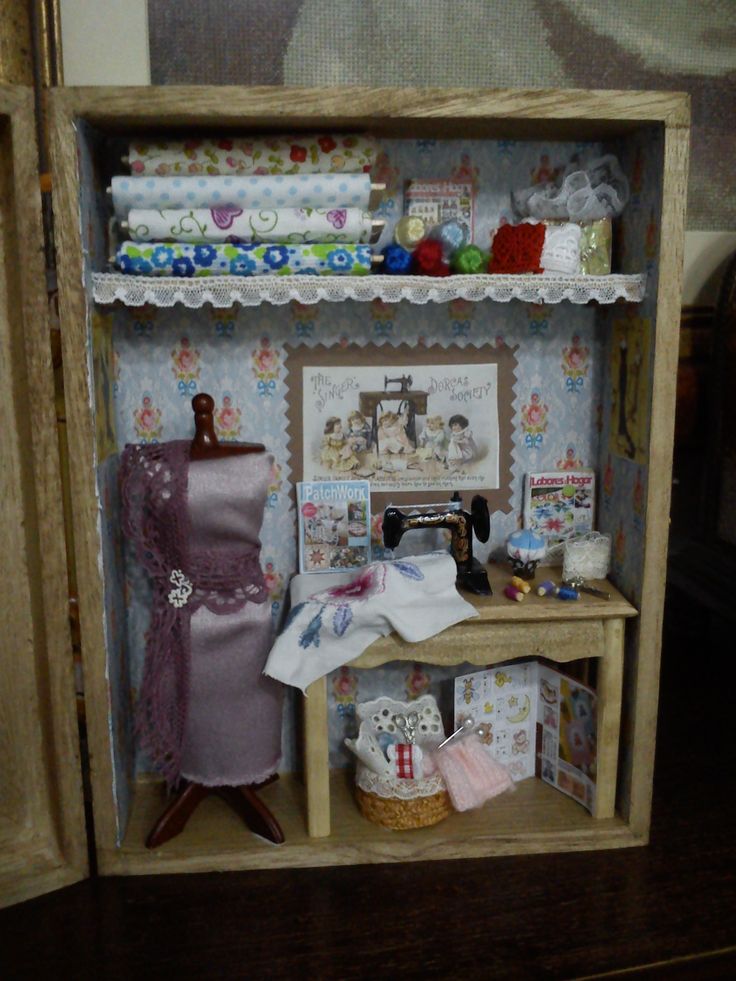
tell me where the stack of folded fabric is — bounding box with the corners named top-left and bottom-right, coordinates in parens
top-left (111, 134), bottom-right (381, 277)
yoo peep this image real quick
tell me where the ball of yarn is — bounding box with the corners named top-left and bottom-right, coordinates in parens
top-left (451, 244), bottom-right (489, 275)
top-left (412, 239), bottom-right (451, 277)
top-left (394, 215), bottom-right (427, 250)
top-left (428, 219), bottom-right (470, 259)
top-left (382, 243), bottom-right (413, 275)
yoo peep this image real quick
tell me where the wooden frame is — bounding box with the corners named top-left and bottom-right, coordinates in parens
top-left (48, 85), bottom-right (689, 875)
top-left (0, 84), bottom-right (87, 907)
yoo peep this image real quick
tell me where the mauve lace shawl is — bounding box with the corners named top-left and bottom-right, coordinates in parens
top-left (120, 440), bottom-right (269, 785)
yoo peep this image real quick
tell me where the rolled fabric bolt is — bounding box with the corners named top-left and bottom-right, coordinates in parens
top-left (126, 134), bottom-right (379, 177)
top-left (556, 586), bottom-right (580, 601)
top-left (127, 206), bottom-right (376, 245)
top-left (108, 174), bottom-right (375, 220)
top-left (510, 576), bottom-right (531, 594)
top-left (503, 584), bottom-right (524, 602)
top-left (114, 241), bottom-right (374, 277)
top-left (536, 580), bottom-right (557, 596)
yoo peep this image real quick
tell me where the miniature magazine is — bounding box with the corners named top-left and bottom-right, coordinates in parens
top-left (297, 480), bottom-right (371, 574)
top-left (523, 470), bottom-right (595, 550)
top-left (404, 179), bottom-right (475, 238)
top-left (454, 662), bottom-right (597, 813)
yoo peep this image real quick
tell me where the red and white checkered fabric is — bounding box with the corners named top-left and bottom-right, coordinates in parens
top-left (395, 743), bottom-right (415, 779)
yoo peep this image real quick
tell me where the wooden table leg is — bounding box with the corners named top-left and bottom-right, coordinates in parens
top-left (303, 677), bottom-right (331, 837)
top-left (593, 617), bottom-right (625, 819)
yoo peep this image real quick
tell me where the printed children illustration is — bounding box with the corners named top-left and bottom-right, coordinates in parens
top-left (346, 410), bottom-right (371, 453)
top-left (446, 414), bottom-right (478, 470)
top-left (320, 417), bottom-right (359, 472)
top-left (303, 363), bottom-right (499, 492)
top-left (416, 414), bottom-right (448, 463)
top-left (377, 409), bottom-right (414, 455)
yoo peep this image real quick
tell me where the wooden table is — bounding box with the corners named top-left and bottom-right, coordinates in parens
top-left (303, 565), bottom-right (638, 837)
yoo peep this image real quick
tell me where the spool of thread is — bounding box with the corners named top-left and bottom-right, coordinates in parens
top-left (503, 584), bottom-right (524, 602)
top-left (428, 219), bottom-right (470, 259)
top-left (394, 215), bottom-right (427, 250)
top-left (536, 580), bottom-right (557, 596)
top-left (556, 586), bottom-right (580, 601)
top-left (382, 243), bottom-right (413, 275)
top-left (510, 576), bottom-right (531, 594)
top-left (451, 243), bottom-right (489, 275)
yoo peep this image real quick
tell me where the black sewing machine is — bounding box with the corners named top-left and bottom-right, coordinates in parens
top-left (384, 374), bottom-right (413, 393)
top-left (382, 494), bottom-right (492, 595)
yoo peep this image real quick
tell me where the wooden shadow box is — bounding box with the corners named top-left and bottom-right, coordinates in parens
top-left (0, 85), bottom-right (689, 903)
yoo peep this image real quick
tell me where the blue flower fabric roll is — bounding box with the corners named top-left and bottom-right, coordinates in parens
top-left (114, 241), bottom-right (373, 277)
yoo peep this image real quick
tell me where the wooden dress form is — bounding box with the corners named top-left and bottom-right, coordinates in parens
top-left (146, 394), bottom-right (284, 848)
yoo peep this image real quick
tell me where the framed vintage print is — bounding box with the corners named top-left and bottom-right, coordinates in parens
top-left (285, 342), bottom-right (517, 517)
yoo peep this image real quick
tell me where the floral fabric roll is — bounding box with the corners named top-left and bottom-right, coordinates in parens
top-left (127, 207), bottom-right (374, 244)
top-left (127, 134), bottom-right (378, 177)
top-left (111, 173), bottom-right (373, 221)
top-left (114, 241), bottom-right (373, 277)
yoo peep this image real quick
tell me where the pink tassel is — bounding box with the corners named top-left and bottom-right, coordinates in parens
top-left (432, 735), bottom-right (515, 812)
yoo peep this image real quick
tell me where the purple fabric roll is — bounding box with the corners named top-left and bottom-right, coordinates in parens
top-left (180, 453), bottom-right (283, 786)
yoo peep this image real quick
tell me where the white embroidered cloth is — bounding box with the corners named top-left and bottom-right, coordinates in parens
top-left (264, 551), bottom-right (478, 692)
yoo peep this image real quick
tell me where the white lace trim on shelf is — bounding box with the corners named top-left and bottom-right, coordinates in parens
top-left (91, 271), bottom-right (646, 308)
top-left (356, 764), bottom-right (447, 801)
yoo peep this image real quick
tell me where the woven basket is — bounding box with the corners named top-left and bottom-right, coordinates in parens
top-left (347, 694), bottom-right (452, 830)
top-left (356, 785), bottom-right (452, 830)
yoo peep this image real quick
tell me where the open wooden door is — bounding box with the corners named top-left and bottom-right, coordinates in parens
top-left (0, 84), bottom-right (87, 907)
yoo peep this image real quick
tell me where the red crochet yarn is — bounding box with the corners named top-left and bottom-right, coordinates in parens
top-left (489, 223), bottom-right (546, 274)
top-left (412, 238), bottom-right (451, 277)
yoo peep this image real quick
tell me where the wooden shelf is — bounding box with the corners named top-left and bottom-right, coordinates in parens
top-left (102, 771), bottom-right (639, 876)
top-left (90, 271), bottom-right (647, 309)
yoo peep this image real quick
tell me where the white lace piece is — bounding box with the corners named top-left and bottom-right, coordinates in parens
top-left (540, 222), bottom-right (582, 275)
top-left (514, 154), bottom-right (630, 222)
top-left (356, 764), bottom-right (446, 800)
top-left (92, 271), bottom-right (646, 308)
top-left (356, 693), bottom-right (445, 737)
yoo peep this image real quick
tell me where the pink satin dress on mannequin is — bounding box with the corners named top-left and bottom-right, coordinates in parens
top-left (180, 451), bottom-right (283, 786)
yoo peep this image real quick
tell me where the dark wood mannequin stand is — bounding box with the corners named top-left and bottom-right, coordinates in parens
top-left (146, 394), bottom-right (284, 849)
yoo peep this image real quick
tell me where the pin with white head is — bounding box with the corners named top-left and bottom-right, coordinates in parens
top-left (436, 715), bottom-right (475, 750)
